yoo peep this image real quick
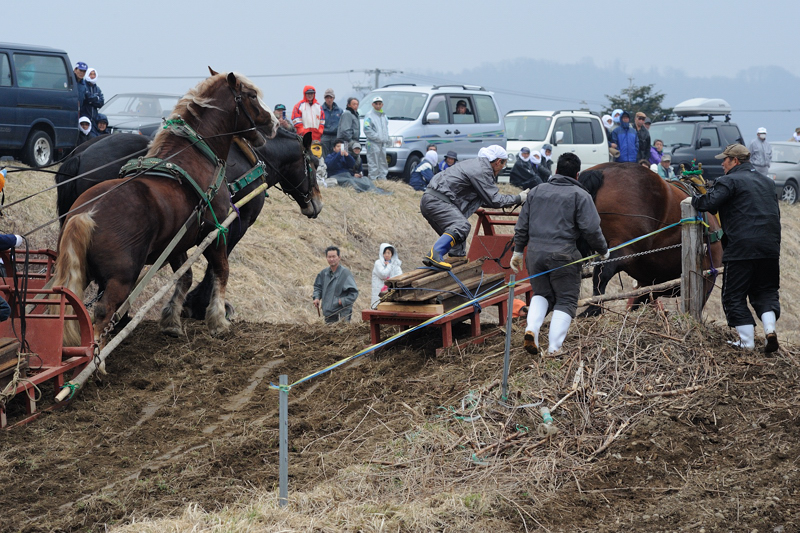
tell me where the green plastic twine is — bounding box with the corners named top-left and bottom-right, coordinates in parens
top-left (61, 382), bottom-right (79, 400)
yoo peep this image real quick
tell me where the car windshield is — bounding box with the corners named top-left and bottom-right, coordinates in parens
top-left (101, 94), bottom-right (180, 118)
top-left (771, 144), bottom-right (800, 164)
top-left (648, 122), bottom-right (695, 148)
top-left (358, 91), bottom-right (427, 120)
top-left (505, 115), bottom-right (551, 141)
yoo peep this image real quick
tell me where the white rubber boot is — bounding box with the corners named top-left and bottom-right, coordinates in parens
top-left (548, 310), bottom-right (573, 354)
top-left (727, 324), bottom-right (755, 350)
top-left (761, 311), bottom-right (779, 353)
top-left (524, 296), bottom-right (549, 355)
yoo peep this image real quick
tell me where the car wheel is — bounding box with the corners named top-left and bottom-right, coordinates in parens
top-left (23, 130), bottom-right (53, 167)
top-left (781, 181), bottom-right (798, 205)
top-left (401, 153), bottom-right (421, 183)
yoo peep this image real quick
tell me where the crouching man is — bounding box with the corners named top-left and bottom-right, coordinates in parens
top-left (510, 153), bottom-right (608, 355)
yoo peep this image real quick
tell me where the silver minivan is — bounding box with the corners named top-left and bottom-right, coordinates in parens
top-left (357, 84), bottom-right (506, 180)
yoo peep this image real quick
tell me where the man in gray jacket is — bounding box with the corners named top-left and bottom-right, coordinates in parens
top-left (337, 97), bottom-right (360, 146)
top-left (313, 246), bottom-right (359, 323)
top-left (747, 127), bottom-right (773, 176)
top-left (510, 153), bottom-right (608, 355)
top-left (421, 145), bottom-right (527, 270)
top-left (364, 96), bottom-right (390, 180)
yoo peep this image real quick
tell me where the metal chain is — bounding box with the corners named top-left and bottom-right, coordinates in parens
top-left (587, 243), bottom-right (682, 267)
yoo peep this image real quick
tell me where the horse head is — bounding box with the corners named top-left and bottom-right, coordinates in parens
top-left (258, 130), bottom-right (323, 219)
top-left (211, 67), bottom-right (276, 147)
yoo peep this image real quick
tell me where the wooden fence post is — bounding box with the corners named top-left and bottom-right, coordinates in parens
top-left (680, 198), bottom-right (703, 320)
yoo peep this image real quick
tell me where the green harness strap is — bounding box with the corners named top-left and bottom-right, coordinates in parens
top-left (228, 161), bottom-right (268, 197)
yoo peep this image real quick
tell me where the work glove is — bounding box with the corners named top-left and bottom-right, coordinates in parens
top-left (600, 250), bottom-right (610, 260)
top-left (14, 235), bottom-right (24, 247)
top-left (510, 251), bottom-right (524, 273)
top-left (519, 188), bottom-right (530, 204)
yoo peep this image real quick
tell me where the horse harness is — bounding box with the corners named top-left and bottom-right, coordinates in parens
top-left (669, 178), bottom-right (723, 244)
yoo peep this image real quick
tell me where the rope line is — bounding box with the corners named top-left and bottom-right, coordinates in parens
top-left (269, 216), bottom-right (707, 393)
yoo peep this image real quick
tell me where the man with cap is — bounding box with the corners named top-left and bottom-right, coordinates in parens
top-left (291, 86), bottom-right (325, 142)
top-left (439, 150), bottom-right (457, 173)
top-left (509, 147), bottom-right (548, 190)
top-left (644, 117), bottom-right (651, 130)
top-left (691, 144), bottom-right (781, 353)
top-left (337, 97), bottom-right (360, 146)
top-left (421, 145), bottom-right (527, 270)
top-left (748, 127), bottom-right (773, 176)
top-left (634, 112), bottom-right (651, 163)
top-left (73, 62), bottom-right (88, 120)
top-left (273, 104), bottom-right (294, 132)
top-left (510, 152), bottom-right (608, 355)
top-left (611, 111), bottom-right (639, 163)
top-left (651, 151), bottom-right (676, 180)
top-left (320, 88), bottom-right (342, 156)
top-left (363, 96), bottom-right (390, 180)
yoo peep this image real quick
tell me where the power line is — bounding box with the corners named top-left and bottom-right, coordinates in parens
top-left (401, 72), bottom-right (605, 106)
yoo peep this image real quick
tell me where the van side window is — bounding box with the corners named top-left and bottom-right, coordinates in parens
top-left (0, 54), bottom-right (11, 87)
top-left (699, 127), bottom-right (720, 148)
top-left (553, 117), bottom-right (574, 144)
top-left (425, 94), bottom-right (449, 124)
top-left (14, 53), bottom-right (69, 90)
top-left (572, 118), bottom-right (594, 144)
top-left (449, 96), bottom-right (475, 124)
top-left (590, 118), bottom-right (605, 144)
top-left (473, 95), bottom-right (499, 124)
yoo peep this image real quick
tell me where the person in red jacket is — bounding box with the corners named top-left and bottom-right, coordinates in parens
top-left (291, 85), bottom-right (325, 142)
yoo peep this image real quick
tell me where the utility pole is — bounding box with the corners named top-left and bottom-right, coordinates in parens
top-left (351, 83), bottom-right (372, 97)
top-left (364, 68), bottom-right (402, 90)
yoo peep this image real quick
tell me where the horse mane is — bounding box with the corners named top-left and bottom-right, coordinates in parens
top-left (149, 72), bottom-right (263, 156)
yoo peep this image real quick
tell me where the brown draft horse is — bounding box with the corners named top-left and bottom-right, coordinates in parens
top-left (578, 162), bottom-right (723, 315)
top-left (52, 69), bottom-right (275, 348)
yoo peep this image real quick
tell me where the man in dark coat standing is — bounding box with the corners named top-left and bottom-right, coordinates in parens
top-left (510, 153), bottom-right (608, 355)
top-left (635, 112), bottom-right (651, 163)
top-left (691, 144), bottom-right (782, 352)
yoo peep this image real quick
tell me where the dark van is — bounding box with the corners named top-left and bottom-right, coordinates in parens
top-left (0, 43), bottom-right (79, 167)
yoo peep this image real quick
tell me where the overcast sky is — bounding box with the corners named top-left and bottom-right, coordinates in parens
top-left (4, 0), bottom-right (798, 115)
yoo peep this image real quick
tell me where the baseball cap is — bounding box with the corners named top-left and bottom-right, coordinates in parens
top-left (715, 144), bottom-right (750, 161)
top-left (757, 127), bottom-right (767, 134)
top-left (75, 61), bottom-right (88, 71)
top-left (324, 88), bottom-right (335, 98)
top-left (644, 118), bottom-right (652, 124)
top-left (372, 96), bottom-right (383, 103)
top-left (274, 104), bottom-right (286, 111)
top-left (520, 147), bottom-right (530, 153)
top-left (661, 152), bottom-right (672, 162)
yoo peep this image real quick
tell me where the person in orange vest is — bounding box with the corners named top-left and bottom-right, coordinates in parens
top-left (291, 86), bottom-right (325, 143)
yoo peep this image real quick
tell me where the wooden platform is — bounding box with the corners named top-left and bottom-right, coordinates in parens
top-left (363, 281), bottom-right (532, 355)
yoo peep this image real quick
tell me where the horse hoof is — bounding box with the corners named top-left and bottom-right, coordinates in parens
top-left (578, 305), bottom-right (602, 318)
top-left (161, 326), bottom-right (183, 337)
top-left (208, 325), bottom-right (230, 337)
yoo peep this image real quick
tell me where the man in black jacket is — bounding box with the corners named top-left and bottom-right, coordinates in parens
top-left (635, 112), bottom-right (651, 163)
top-left (510, 153), bottom-right (608, 355)
top-left (691, 144), bottom-right (781, 353)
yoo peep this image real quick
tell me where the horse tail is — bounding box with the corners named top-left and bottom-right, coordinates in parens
top-left (55, 154), bottom-right (82, 225)
top-left (51, 211), bottom-right (96, 346)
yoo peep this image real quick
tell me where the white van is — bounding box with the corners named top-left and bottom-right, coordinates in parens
top-left (501, 110), bottom-right (611, 182)
top-left (357, 84), bottom-right (506, 180)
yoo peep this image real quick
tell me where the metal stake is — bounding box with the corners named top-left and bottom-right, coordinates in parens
top-left (501, 275), bottom-right (516, 399)
top-left (279, 374), bottom-right (288, 507)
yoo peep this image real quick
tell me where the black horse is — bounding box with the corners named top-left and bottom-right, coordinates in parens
top-left (54, 128), bottom-right (322, 319)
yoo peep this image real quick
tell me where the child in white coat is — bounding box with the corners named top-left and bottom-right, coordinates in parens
top-left (371, 243), bottom-right (402, 307)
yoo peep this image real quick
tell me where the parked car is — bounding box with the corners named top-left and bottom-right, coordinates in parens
top-left (101, 93), bottom-right (180, 137)
top-left (767, 142), bottom-right (799, 205)
top-left (649, 98), bottom-right (744, 181)
top-left (357, 84), bottom-right (506, 181)
top-left (502, 110), bottom-right (610, 181)
top-left (0, 42), bottom-right (80, 166)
